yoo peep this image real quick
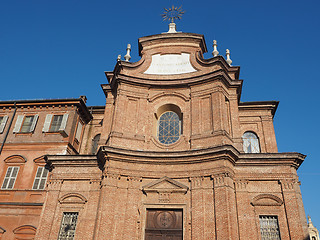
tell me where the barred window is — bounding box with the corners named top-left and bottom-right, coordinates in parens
top-left (58, 212), bottom-right (79, 240)
top-left (158, 111), bottom-right (181, 145)
top-left (32, 167), bottom-right (49, 190)
top-left (259, 215), bottom-right (281, 240)
top-left (242, 131), bottom-right (260, 153)
top-left (1, 166), bottom-right (19, 189)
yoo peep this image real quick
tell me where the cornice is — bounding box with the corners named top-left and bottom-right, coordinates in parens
top-left (239, 101), bottom-right (279, 117)
top-left (98, 145), bottom-right (239, 165)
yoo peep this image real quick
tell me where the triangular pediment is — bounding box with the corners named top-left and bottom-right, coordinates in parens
top-left (142, 176), bottom-right (188, 194)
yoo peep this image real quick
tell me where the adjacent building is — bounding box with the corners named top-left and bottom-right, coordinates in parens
top-left (0, 24), bottom-right (310, 239)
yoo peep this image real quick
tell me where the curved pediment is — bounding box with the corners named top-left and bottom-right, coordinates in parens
top-left (59, 193), bottom-right (87, 204)
top-left (251, 194), bottom-right (283, 206)
top-left (4, 155), bottom-right (27, 164)
top-left (13, 225), bottom-right (36, 234)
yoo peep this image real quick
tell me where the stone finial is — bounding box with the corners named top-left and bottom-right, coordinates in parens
top-left (124, 44), bottom-right (131, 62)
top-left (117, 55), bottom-right (121, 61)
top-left (308, 216), bottom-right (315, 227)
top-left (212, 40), bottom-right (219, 57)
top-left (226, 49), bottom-right (232, 66)
top-left (167, 22), bottom-right (177, 33)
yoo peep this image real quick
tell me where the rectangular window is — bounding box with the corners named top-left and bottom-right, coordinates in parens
top-left (21, 116), bottom-right (35, 133)
top-left (13, 115), bottom-right (38, 133)
top-left (75, 122), bottom-right (83, 141)
top-left (0, 116), bottom-right (8, 133)
top-left (58, 212), bottom-right (79, 240)
top-left (32, 167), bottom-right (49, 190)
top-left (259, 215), bottom-right (281, 240)
top-left (50, 115), bottom-right (63, 132)
top-left (42, 114), bottom-right (69, 133)
top-left (1, 166), bottom-right (19, 189)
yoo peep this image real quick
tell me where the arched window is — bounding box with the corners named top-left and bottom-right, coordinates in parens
top-left (91, 134), bottom-right (101, 154)
top-left (158, 111), bottom-right (181, 145)
top-left (242, 131), bottom-right (260, 153)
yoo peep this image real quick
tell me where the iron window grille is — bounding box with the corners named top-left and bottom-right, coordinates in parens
top-left (1, 166), bottom-right (19, 189)
top-left (259, 215), bottom-right (281, 240)
top-left (58, 212), bottom-right (79, 240)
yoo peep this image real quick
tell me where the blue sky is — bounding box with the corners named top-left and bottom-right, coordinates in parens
top-left (1, 0), bottom-right (320, 229)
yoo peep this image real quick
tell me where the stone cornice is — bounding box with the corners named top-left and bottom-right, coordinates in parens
top-left (239, 101), bottom-right (279, 117)
top-left (237, 152), bottom-right (306, 169)
top-left (99, 145), bottom-right (239, 165)
top-left (45, 155), bottom-right (102, 169)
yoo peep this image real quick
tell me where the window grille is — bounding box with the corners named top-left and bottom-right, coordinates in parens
top-left (242, 132), bottom-right (260, 153)
top-left (158, 111), bottom-right (181, 145)
top-left (2, 166), bottom-right (19, 189)
top-left (32, 167), bottom-right (49, 190)
top-left (259, 215), bottom-right (281, 240)
top-left (58, 212), bottom-right (78, 240)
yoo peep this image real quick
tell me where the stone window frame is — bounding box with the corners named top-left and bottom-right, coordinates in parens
top-left (52, 193), bottom-right (87, 240)
top-left (251, 194), bottom-right (288, 240)
top-left (141, 203), bottom-right (187, 240)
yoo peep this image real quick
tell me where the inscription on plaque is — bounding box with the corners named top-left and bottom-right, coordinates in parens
top-left (144, 53), bottom-right (197, 75)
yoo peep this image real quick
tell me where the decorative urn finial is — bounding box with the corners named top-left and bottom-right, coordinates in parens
top-left (124, 44), bottom-right (131, 62)
top-left (117, 55), bottom-right (121, 61)
top-left (226, 49), bottom-right (232, 65)
top-left (161, 6), bottom-right (185, 33)
top-left (212, 40), bottom-right (219, 57)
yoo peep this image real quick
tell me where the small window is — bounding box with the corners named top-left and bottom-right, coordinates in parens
top-left (58, 212), bottom-right (79, 240)
top-left (242, 131), bottom-right (260, 153)
top-left (13, 115), bottom-right (38, 133)
top-left (42, 114), bottom-right (69, 133)
top-left (259, 215), bottom-right (281, 240)
top-left (75, 122), bottom-right (83, 141)
top-left (91, 134), bottom-right (101, 154)
top-left (158, 111), bottom-right (181, 145)
top-left (32, 167), bottom-right (49, 190)
top-left (1, 166), bottom-right (19, 189)
top-left (0, 116), bottom-right (8, 133)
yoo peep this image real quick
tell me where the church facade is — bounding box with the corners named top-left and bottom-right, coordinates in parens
top-left (0, 27), bottom-right (310, 239)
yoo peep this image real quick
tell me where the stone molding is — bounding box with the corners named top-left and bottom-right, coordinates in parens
top-left (251, 194), bottom-right (283, 206)
top-left (58, 193), bottom-right (87, 205)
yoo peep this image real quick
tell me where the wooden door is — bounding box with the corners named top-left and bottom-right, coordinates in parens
top-left (145, 209), bottom-right (183, 240)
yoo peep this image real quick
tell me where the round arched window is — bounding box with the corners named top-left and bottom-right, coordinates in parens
top-left (242, 132), bottom-right (260, 153)
top-left (158, 111), bottom-right (181, 145)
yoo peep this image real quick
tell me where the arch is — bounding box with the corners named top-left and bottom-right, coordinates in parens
top-left (4, 155), bottom-right (27, 164)
top-left (156, 104), bottom-right (182, 145)
top-left (33, 155), bottom-right (46, 164)
top-left (251, 194), bottom-right (283, 206)
top-left (59, 193), bottom-right (87, 204)
top-left (149, 91), bottom-right (189, 103)
top-left (13, 225), bottom-right (36, 240)
top-left (0, 226), bottom-right (6, 234)
top-left (242, 131), bottom-right (260, 153)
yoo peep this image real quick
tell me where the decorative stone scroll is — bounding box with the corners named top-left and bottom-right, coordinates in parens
top-left (144, 53), bottom-right (197, 75)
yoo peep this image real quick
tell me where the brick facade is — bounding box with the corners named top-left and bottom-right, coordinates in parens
top-left (0, 31), bottom-right (309, 239)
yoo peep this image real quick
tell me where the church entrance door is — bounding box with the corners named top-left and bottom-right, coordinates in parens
top-left (145, 209), bottom-right (183, 240)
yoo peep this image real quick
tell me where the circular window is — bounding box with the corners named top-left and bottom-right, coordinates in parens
top-left (158, 111), bottom-right (181, 145)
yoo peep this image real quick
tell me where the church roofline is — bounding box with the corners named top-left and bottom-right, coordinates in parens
top-left (138, 32), bottom-right (207, 56)
top-left (239, 101), bottom-right (279, 117)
